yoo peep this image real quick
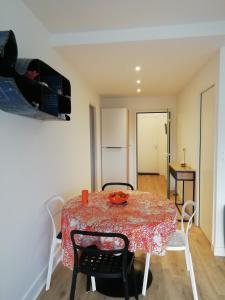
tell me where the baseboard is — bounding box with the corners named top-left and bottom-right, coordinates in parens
top-left (138, 172), bottom-right (160, 175)
top-left (22, 263), bottom-right (47, 300)
top-left (22, 248), bottom-right (61, 300)
top-left (213, 246), bottom-right (225, 256)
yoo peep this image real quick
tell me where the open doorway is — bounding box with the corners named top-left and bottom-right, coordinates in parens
top-left (136, 112), bottom-right (170, 196)
top-left (89, 105), bottom-right (97, 192)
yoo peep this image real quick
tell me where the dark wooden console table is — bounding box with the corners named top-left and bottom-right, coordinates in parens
top-left (167, 162), bottom-right (195, 213)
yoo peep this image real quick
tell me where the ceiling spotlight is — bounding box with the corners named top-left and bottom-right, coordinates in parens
top-left (136, 80), bottom-right (141, 84)
top-left (135, 66), bottom-right (141, 71)
top-left (137, 88), bottom-right (141, 93)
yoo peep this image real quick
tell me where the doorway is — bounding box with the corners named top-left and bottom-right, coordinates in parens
top-left (199, 85), bottom-right (215, 243)
top-left (136, 112), bottom-right (170, 196)
top-left (89, 105), bottom-right (97, 192)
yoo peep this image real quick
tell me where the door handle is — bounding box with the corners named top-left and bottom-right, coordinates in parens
top-left (106, 147), bottom-right (122, 149)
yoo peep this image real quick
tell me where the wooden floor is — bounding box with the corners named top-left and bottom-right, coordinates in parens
top-left (137, 174), bottom-right (167, 197)
top-left (38, 175), bottom-right (225, 300)
top-left (137, 175), bottom-right (183, 220)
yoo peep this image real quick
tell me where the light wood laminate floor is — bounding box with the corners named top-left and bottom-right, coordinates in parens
top-left (137, 174), bottom-right (167, 197)
top-left (38, 175), bottom-right (225, 300)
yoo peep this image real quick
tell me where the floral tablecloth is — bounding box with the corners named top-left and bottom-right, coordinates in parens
top-left (61, 191), bottom-right (177, 270)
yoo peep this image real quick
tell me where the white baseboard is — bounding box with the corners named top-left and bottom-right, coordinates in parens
top-left (213, 246), bottom-right (225, 256)
top-left (22, 249), bottom-right (61, 300)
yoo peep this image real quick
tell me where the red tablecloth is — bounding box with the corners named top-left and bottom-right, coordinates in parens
top-left (61, 191), bottom-right (177, 270)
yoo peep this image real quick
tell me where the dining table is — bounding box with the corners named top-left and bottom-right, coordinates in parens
top-left (61, 190), bottom-right (177, 297)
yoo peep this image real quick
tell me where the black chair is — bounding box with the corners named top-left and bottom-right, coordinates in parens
top-left (102, 182), bottom-right (134, 191)
top-left (70, 230), bottom-right (138, 300)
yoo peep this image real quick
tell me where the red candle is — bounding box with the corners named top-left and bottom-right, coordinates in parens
top-left (82, 189), bottom-right (88, 206)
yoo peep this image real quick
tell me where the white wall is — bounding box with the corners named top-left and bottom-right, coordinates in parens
top-left (214, 47), bottom-right (225, 256)
top-left (176, 53), bottom-right (220, 248)
top-left (0, 1), bottom-right (101, 299)
top-left (101, 96), bottom-right (176, 187)
top-left (137, 113), bottom-right (167, 176)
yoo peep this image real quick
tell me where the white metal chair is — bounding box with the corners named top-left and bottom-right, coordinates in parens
top-left (143, 200), bottom-right (198, 299)
top-left (46, 195), bottom-right (65, 291)
top-left (46, 195), bottom-right (97, 292)
top-left (166, 200), bottom-right (198, 300)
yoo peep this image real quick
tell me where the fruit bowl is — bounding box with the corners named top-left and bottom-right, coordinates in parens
top-left (108, 191), bottom-right (129, 204)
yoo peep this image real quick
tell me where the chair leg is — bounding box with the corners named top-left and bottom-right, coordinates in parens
top-left (91, 276), bottom-right (96, 291)
top-left (131, 264), bottom-right (138, 300)
top-left (142, 252), bottom-right (151, 296)
top-left (70, 272), bottom-right (77, 300)
top-left (86, 275), bottom-right (91, 292)
top-left (184, 248), bottom-right (190, 271)
top-left (123, 279), bottom-right (129, 300)
top-left (187, 251), bottom-right (198, 300)
top-left (46, 241), bottom-right (55, 291)
top-left (86, 275), bottom-right (96, 292)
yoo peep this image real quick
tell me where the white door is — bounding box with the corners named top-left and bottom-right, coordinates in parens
top-left (200, 86), bottom-right (215, 243)
top-left (102, 147), bottom-right (127, 184)
top-left (137, 113), bottom-right (167, 175)
top-left (137, 114), bottom-right (158, 173)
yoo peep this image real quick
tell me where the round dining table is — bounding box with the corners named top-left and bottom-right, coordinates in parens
top-left (61, 190), bottom-right (177, 296)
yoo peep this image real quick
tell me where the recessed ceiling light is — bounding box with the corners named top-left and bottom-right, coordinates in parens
top-left (137, 88), bottom-right (141, 93)
top-left (135, 66), bottom-right (141, 71)
top-left (136, 80), bottom-right (141, 84)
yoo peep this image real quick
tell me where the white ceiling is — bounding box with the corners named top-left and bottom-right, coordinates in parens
top-left (24, 0), bottom-right (225, 33)
top-left (23, 0), bottom-right (225, 96)
top-left (57, 37), bottom-right (223, 96)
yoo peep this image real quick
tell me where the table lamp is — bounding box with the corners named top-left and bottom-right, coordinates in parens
top-left (181, 148), bottom-right (186, 167)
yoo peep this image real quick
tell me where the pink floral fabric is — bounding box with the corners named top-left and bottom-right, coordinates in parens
top-left (61, 191), bottom-right (177, 270)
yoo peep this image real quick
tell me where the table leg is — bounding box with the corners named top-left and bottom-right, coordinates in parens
top-left (167, 170), bottom-right (170, 198)
top-left (182, 180), bottom-right (185, 205)
top-left (175, 179), bottom-right (177, 204)
top-left (142, 252), bottom-right (151, 296)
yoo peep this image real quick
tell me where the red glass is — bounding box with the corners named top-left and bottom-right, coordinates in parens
top-left (82, 189), bottom-right (88, 205)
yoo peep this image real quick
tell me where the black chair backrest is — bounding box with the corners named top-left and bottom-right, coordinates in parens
top-left (70, 230), bottom-right (129, 272)
top-left (102, 182), bottom-right (134, 191)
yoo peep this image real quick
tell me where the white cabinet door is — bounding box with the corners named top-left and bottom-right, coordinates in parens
top-left (102, 147), bottom-right (128, 184)
top-left (101, 108), bottom-right (128, 147)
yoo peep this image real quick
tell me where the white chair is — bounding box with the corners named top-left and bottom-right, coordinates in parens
top-left (46, 195), bottom-right (65, 291)
top-left (46, 195), bottom-right (97, 292)
top-left (143, 200), bottom-right (198, 299)
top-left (166, 200), bottom-right (198, 300)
